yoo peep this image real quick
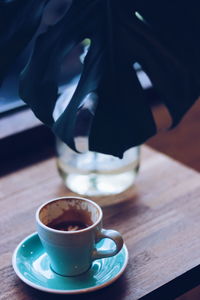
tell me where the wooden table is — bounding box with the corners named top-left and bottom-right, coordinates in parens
top-left (1, 146), bottom-right (200, 300)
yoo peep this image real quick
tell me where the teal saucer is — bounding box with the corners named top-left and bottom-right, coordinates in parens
top-left (12, 232), bottom-right (128, 294)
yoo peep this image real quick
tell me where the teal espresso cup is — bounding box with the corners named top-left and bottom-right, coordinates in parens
top-left (36, 196), bottom-right (124, 276)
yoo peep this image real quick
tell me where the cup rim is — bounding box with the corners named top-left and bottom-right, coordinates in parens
top-left (36, 196), bottom-right (103, 235)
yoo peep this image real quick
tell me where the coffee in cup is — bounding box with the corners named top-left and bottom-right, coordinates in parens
top-left (36, 196), bottom-right (124, 276)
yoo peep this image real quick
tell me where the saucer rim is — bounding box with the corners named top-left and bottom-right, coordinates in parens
top-left (12, 232), bottom-right (129, 294)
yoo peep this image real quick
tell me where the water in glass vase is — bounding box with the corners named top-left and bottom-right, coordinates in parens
top-left (56, 139), bottom-right (140, 196)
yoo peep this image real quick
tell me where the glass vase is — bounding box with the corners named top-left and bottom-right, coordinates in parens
top-left (56, 139), bottom-right (140, 197)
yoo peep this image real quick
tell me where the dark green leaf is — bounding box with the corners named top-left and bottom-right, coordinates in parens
top-left (19, 0), bottom-right (200, 157)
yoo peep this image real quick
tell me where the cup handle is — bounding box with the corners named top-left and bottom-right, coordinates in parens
top-left (92, 228), bottom-right (124, 260)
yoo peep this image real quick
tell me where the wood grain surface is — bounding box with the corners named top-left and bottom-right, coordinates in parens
top-left (1, 146), bottom-right (200, 300)
top-left (148, 99), bottom-right (200, 172)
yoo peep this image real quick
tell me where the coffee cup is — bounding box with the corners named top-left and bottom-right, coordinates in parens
top-left (36, 196), bottom-right (124, 276)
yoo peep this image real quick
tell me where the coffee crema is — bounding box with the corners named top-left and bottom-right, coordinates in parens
top-left (47, 220), bottom-right (89, 232)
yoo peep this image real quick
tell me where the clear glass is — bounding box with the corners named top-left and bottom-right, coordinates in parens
top-left (56, 139), bottom-right (140, 197)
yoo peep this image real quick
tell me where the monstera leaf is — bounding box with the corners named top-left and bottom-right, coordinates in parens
top-left (0, 0), bottom-right (49, 85)
top-left (17, 0), bottom-right (200, 157)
